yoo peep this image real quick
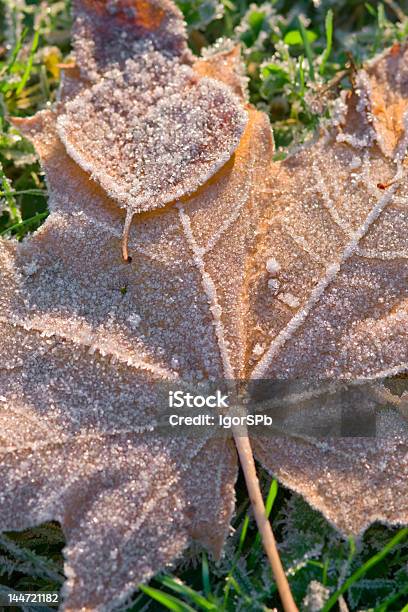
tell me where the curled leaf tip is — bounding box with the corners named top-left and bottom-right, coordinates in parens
top-left (72, 0), bottom-right (188, 77)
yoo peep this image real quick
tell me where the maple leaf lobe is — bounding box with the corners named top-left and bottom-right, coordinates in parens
top-left (246, 43), bottom-right (408, 534)
top-left (57, 0), bottom-right (248, 221)
top-left (363, 42), bottom-right (408, 159)
top-left (72, 0), bottom-right (189, 77)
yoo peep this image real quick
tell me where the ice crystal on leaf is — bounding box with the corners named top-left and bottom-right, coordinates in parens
top-left (0, 1), bottom-right (408, 610)
top-left (58, 0), bottom-right (247, 220)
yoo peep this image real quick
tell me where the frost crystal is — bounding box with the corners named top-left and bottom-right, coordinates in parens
top-left (303, 580), bottom-right (330, 612)
top-left (58, 4), bottom-right (247, 217)
top-left (266, 257), bottom-right (281, 275)
top-left (127, 313), bottom-right (141, 329)
top-left (267, 278), bottom-right (280, 294)
top-left (278, 292), bottom-right (300, 309)
top-left (22, 260), bottom-right (39, 276)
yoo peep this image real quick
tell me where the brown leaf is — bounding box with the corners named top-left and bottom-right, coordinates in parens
top-left (72, 0), bottom-right (189, 76)
top-left (252, 384), bottom-right (407, 533)
top-left (0, 322), bottom-right (236, 608)
top-left (362, 42), bottom-right (408, 159)
top-left (57, 0), bottom-right (247, 218)
top-left (1, 2), bottom-right (408, 609)
top-left (245, 43), bottom-right (408, 533)
top-left (1, 31), bottom-right (273, 609)
top-left (194, 44), bottom-right (248, 101)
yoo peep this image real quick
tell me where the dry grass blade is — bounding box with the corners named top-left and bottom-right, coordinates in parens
top-left (234, 432), bottom-right (298, 612)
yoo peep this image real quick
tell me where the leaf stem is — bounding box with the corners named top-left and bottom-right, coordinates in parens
top-left (233, 432), bottom-right (298, 612)
top-left (122, 208), bottom-right (134, 263)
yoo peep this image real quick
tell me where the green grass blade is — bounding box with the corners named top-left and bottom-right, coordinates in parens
top-left (298, 17), bottom-right (315, 81)
top-left (320, 9), bottom-right (333, 75)
top-left (238, 514), bottom-right (250, 551)
top-left (139, 585), bottom-right (196, 612)
top-left (298, 55), bottom-right (305, 96)
top-left (347, 535), bottom-right (356, 562)
top-left (0, 189), bottom-right (47, 197)
top-left (374, 583), bottom-right (408, 611)
top-left (378, 3), bottom-right (386, 29)
top-left (265, 479), bottom-right (278, 516)
top-left (0, 535), bottom-right (64, 584)
top-left (16, 29), bottom-right (40, 96)
top-left (201, 552), bottom-right (211, 598)
top-left (254, 479), bottom-right (278, 548)
top-left (223, 514), bottom-right (250, 606)
top-left (0, 211), bottom-right (49, 236)
top-left (0, 162), bottom-right (21, 223)
top-left (322, 527), bottom-right (408, 612)
top-left (322, 557), bottom-right (329, 586)
top-left (0, 28), bottom-right (28, 82)
top-left (158, 576), bottom-right (216, 610)
top-left (365, 3), bottom-right (377, 17)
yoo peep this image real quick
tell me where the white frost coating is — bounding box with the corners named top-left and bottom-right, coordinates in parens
top-left (51, 209), bottom-right (180, 266)
top-left (282, 225), bottom-right (324, 263)
top-left (251, 261), bottom-right (338, 378)
top-left (57, 45), bottom-right (248, 215)
top-left (110, 441), bottom-right (200, 536)
top-left (362, 361), bottom-right (408, 381)
top-left (343, 163), bottom-right (404, 258)
top-left (348, 155), bottom-right (362, 170)
top-left (335, 73), bottom-right (376, 149)
top-left (0, 314), bottom-right (177, 382)
top-left (268, 278), bottom-right (280, 293)
top-left (303, 580), bottom-right (330, 611)
top-left (259, 383), bottom-right (344, 409)
top-left (278, 292), bottom-right (300, 309)
top-left (357, 248), bottom-right (408, 260)
top-left (266, 257), bottom-right (281, 275)
top-left (356, 69), bottom-right (373, 116)
top-left (311, 162), bottom-right (353, 234)
top-left (127, 313), bottom-right (141, 329)
top-left (336, 132), bottom-right (373, 149)
top-left (330, 91), bottom-right (349, 127)
top-left (203, 192), bottom-right (249, 254)
top-left (251, 164), bottom-right (405, 379)
top-left (252, 343), bottom-right (265, 356)
top-left (177, 204), bottom-right (235, 380)
top-left (22, 261), bottom-right (39, 276)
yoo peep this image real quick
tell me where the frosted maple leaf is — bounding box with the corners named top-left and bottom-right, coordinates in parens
top-left (0, 2), bottom-right (407, 610)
